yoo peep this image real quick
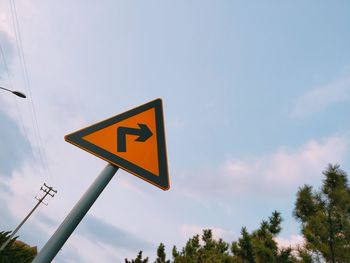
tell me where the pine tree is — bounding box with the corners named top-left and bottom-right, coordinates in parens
top-left (294, 164), bottom-right (350, 262)
top-left (125, 251), bottom-right (149, 263)
top-left (172, 234), bottom-right (200, 263)
top-left (232, 227), bottom-right (255, 262)
top-left (172, 229), bottom-right (234, 263)
top-left (231, 211), bottom-right (300, 263)
top-left (155, 243), bottom-right (170, 263)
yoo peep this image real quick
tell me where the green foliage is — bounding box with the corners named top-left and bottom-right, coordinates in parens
top-left (269, 211), bottom-right (283, 235)
top-left (294, 164), bottom-right (350, 262)
top-left (232, 227), bottom-right (254, 262)
top-left (231, 211), bottom-right (301, 263)
top-left (0, 231), bottom-right (37, 263)
top-left (126, 213), bottom-right (305, 263)
top-left (125, 251), bottom-right (149, 263)
top-left (296, 247), bottom-right (313, 263)
top-left (167, 212), bottom-right (299, 263)
top-left (172, 229), bottom-right (233, 263)
top-left (155, 243), bottom-right (170, 263)
top-left (126, 164), bottom-right (350, 263)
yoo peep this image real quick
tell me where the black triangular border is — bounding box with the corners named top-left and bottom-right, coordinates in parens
top-left (65, 98), bottom-right (170, 190)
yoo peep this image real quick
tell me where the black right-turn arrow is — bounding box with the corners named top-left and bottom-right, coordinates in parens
top-left (117, 124), bottom-right (153, 152)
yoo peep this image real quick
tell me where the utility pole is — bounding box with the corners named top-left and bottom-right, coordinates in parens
top-left (33, 164), bottom-right (118, 263)
top-left (0, 183), bottom-right (57, 252)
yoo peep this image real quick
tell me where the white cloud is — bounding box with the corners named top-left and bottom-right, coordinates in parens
top-left (0, 162), bottom-right (45, 220)
top-left (0, 7), bottom-right (14, 39)
top-left (275, 234), bottom-right (305, 250)
top-left (176, 135), bottom-right (349, 198)
top-left (224, 136), bottom-right (348, 196)
top-left (292, 75), bottom-right (350, 117)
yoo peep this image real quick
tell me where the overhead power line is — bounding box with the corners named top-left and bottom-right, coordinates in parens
top-left (9, 0), bottom-right (53, 179)
top-left (0, 13), bottom-right (34, 170)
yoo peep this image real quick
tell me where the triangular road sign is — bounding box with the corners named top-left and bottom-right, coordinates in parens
top-left (65, 99), bottom-right (170, 190)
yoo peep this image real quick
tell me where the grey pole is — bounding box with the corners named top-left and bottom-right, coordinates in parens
top-left (0, 185), bottom-right (56, 252)
top-left (0, 201), bottom-right (42, 252)
top-left (33, 163), bottom-right (119, 263)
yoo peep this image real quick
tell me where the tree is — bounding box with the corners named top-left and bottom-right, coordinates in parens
top-left (294, 164), bottom-right (350, 262)
top-left (231, 211), bottom-right (299, 263)
top-left (172, 229), bottom-right (233, 263)
top-left (231, 227), bottom-right (254, 262)
top-left (127, 212), bottom-right (306, 263)
top-left (155, 243), bottom-right (170, 263)
top-left (126, 165), bottom-right (350, 263)
top-left (125, 251), bottom-right (149, 263)
top-left (0, 231), bottom-right (37, 263)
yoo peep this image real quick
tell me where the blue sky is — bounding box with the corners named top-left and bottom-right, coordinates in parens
top-left (0, 1), bottom-right (350, 262)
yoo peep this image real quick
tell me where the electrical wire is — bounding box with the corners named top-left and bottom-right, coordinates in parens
top-left (0, 28), bottom-right (34, 168)
top-left (0, 39), bottom-right (13, 88)
top-left (9, 0), bottom-right (53, 179)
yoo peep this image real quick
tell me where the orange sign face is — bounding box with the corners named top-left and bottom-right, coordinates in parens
top-left (65, 99), bottom-right (169, 190)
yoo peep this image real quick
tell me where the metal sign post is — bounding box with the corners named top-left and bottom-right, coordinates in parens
top-left (32, 163), bottom-right (118, 263)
